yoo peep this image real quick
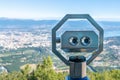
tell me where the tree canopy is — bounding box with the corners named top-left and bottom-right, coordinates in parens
top-left (0, 56), bottom-right (119, 80)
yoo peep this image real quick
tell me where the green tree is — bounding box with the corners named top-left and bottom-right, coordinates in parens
top-left (34, 56), bottom-right (65, 80)
top-left (0, 56), bottom-right (120, 80)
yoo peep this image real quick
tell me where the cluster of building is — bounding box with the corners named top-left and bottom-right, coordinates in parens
top-left (0, 30), bottom-right (51, 50)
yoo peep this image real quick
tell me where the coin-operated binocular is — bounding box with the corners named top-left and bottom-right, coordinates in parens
top-left (52, 14), bottom-right (104, 80)
top-left (61, 31), bottom-right (98, 52)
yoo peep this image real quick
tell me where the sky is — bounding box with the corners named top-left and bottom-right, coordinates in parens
top-left (0, 0), bottom-right (120, 20)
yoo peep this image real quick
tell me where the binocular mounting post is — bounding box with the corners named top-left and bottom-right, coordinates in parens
top-left (66, 56), bottom-right (89, 80)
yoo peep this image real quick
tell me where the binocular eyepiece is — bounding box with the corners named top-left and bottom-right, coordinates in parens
top-left (69, 37), bottom-right (78, 46)
top-left (69, 36), bottom-right (91, 46)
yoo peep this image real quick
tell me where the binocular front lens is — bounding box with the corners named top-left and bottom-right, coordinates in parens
top-left (69, 36), bottom-right (91, 46)
top-left (81, 36), bottom-right (90, 46)
top-left (69, 37), bottom-right (78, 46)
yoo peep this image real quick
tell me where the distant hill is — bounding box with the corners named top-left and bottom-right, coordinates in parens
top-left (0, 18), bottom-right (120, 29)
top-left (105, 36), bottom-right (120, 46)
top-left (0, 18), bottom-right (58, 28)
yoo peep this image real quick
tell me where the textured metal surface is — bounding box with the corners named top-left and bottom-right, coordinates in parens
top-left (70, 62), bottom-right (86, 78)
top-left (52, 14), bottom-right (104, 65)
top-left (69, 56), bottom-right (86, 78)
top-left (61, 31), bottom-right (98, 52)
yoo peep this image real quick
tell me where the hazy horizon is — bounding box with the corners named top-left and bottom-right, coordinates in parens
top-left (0, 0), bottom-right (120, 20)
top-left (1, 17), bottom-right (120, 22)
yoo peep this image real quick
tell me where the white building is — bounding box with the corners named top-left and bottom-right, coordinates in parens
top-left (0, 66), bottom-right (8, 73)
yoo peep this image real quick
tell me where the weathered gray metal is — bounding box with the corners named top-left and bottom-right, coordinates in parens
top-left (52, 14), bottom-right (104, 65)
top-left (61, 31), bottom-right (98, 52)
top-left (69, 56), bottom-right (86, 78)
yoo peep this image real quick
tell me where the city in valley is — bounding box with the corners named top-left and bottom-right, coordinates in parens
top-left (0, 30), bottom-right (51, 50)
top-left (0, 19), bottom-right (120, 73)
top-left (0, 28), bottom-right (53, 73)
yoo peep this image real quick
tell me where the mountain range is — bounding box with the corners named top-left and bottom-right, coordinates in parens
top-left (0, 18), bottom-right (120, 29)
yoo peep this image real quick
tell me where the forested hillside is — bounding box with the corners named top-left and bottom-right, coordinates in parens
top-left (0, 56), bottom-right (119, 80)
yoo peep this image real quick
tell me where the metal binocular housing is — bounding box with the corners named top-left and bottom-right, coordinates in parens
top-left (61, 31), bottom-right (98, 52)
top-left (52, 14), bottom-right (103, 65)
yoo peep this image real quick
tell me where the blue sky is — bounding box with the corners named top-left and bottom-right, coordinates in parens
top-left (0, 0), bottom-right (120, 20)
